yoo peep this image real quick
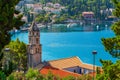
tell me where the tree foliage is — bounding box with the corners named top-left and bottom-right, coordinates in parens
top-left (0, 71), bottom-right (6, 80)
top-left (0, 0), bottom-right (25, 72)
top-left (35, 14), bottom-right (52, 24)
top-left (96, 60), bottom-right (120, 80)
top-left (25, 68), bottom-right (40, 80)
top-left (102, 0), bottom-right (120, 58)
top-left (1, 39), bottom-right (27, 77)
top-left (4, 39), bottom-right (27, 71)
top-left (0, 0), bottom-right (25, 52)
top-left (7, 68), bottom-right (91, 80)
top-left (98, 0), bottom-right (120, 79)
top-left (40, 0), bottom-right (113, 19)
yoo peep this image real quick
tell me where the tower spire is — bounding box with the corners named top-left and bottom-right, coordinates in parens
top-left (27, 21), bottom-right (42, 68)
top-left (29, 21), bottom-right (39, 31)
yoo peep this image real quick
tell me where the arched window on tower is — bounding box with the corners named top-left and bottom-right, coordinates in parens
top-left (29, 38), bottom-right (31, 43)
top-left (36, 48), bottom-right (37, 53)
top-left (36, 38), bottom-right (39, 44)
top-left (35, 32), bottom-right (36, 36)
top-left (37, 32), bottom-right (39, 36)
top-left (33, 32), bottom-right (34, 36)
top-left (37, 48), bottom-right (39, 53)
top-left (29, 32), bottom-right (31, 35)
top-left (31, 49), bottom-right (34, 54)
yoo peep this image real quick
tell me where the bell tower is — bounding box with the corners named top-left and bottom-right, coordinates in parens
top-left (27, 21), bottom-right (42, 68)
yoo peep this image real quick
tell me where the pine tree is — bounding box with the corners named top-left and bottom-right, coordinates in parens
top-left (0, 0), bottom-right (24, 73)
top-left (96, 0), bottom-right (120, 79)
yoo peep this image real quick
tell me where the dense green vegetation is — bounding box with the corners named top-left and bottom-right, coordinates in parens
top-left (0, 0), bottom-right (25, 77)
top-left (0, 0), bottom-right (24, 52)
top-left (40, 0), bottom-right (114, 20)
top-left (102, 0), bottom-right (120, 59)
top-left (96, 0), bottom-right (120, 79)
top-left (1, 0), bottom-right (120, 79)
top-left (96, 60), bottom-right (120, 79)
top-left (2, 68), bottom-right (92, 80)
top-left (0, 39), bottom-right (27, 79)
top-left (35, 12), bottom-right (69, 24)
top-left (36, 13), bottom-right (52, 24)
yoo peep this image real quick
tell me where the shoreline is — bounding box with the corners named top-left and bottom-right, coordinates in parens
top-left (11, 23), bottom-right (112, 34)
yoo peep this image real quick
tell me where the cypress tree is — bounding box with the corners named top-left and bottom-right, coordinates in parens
top-left (0, 0), bottom-right (24, 72)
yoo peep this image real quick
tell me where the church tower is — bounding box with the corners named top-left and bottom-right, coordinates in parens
top-left (27, 21), bottom-right (42, 68)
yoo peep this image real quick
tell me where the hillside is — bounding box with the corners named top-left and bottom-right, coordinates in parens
top-left (40, 0), bottom-right (114, 20)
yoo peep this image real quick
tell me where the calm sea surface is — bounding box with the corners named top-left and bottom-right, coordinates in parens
top-left (11, 25), bottom-right (117, 66)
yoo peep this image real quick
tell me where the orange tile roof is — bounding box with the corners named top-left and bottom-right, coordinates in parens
top-left (48, 56), bottom-right (82, 69)
top-left (48, 56), bottom-right (99, 70)
top-left (40, 66), bottom-right (81, 78)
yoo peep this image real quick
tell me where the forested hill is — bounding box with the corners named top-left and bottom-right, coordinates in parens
top-left (40, 0), bottom-right (114, 19)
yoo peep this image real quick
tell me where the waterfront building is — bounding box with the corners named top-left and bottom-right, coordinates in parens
top-left (46, 2), bottom-right (54, 7)
top-left (107, 16), bottom-right (117, 22)
top-left (25, 4), bottom-right (34, 9)
top-left (54, 3), bottom-right (61, 9)
top-left (82, 12), bottom-right (94, 19)
top-left (82, 12), bottom-right (96, 24)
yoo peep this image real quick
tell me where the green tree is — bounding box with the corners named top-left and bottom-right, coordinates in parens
top-left (78, 74), bottom-right (92, 80)
top-left (1, 39), bottom-right (27, 74)
top-left (35, 14), bottom-right (52, 24)
top-left (7, 71), bottom-right (25, 80)
top-left (97, 0), bottom-right (120, 79)
top-left (0, 0), bottom-right (25, 52)
top-left (8, 39), bottom-right (26, 71)
top-left (96, 60), bottom-right (120, 80)
top-left (25, 68), bottom-right (40, 80)
top-left (101, 0), bottom-right (120, 58)
top-left (0, 0), bottom-right (25, 72)
top-left (0, 71), bottom-right (6, 80)
top-left (63, 76), bottom-right (76, 80)
top-left (45, 71), bottom-right (55, 80)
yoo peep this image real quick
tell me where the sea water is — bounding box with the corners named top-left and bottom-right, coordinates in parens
top-left (11, 25), bottom-right (116, 66)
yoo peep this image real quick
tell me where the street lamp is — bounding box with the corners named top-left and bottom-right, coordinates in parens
top-left (92, 50), bottom-right (97, 80)
top-left (4, 48), bottom-right (10, 70)
top-left (4, 48), bottom-right (10, 52)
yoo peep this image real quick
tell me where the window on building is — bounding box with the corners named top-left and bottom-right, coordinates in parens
top-left (31, 50), bottom-right (33, 54)
top-left (29, 32), bottom-right (31, 35)
top-left (79, 68), bottom-right (82, 74)
top-left (37, 48), bottom-right (39, 53)
top-left (31, 39), bottom-right (33, 44)
top-left (37, 32), bottom-right (39, 36)
top-left (32, 32), bottom-right (34, 36)
top-left (84, 69), bottom-right (88, 74)
top-left (29, 38), bottom-right (31, 43)
top-left (36, 48), bottom-right (37, 53)
top-left (36, 38), bottom-right (39, 44)
top-left (74, 70), bottom-right (76, 73)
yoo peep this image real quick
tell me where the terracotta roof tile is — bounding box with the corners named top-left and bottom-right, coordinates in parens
top-left (40, 66), bottom-right (81, 78)
top-left (48, 56), bottom-right (99, 70)
top-left (48, 56), bottom-right (82, 69)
